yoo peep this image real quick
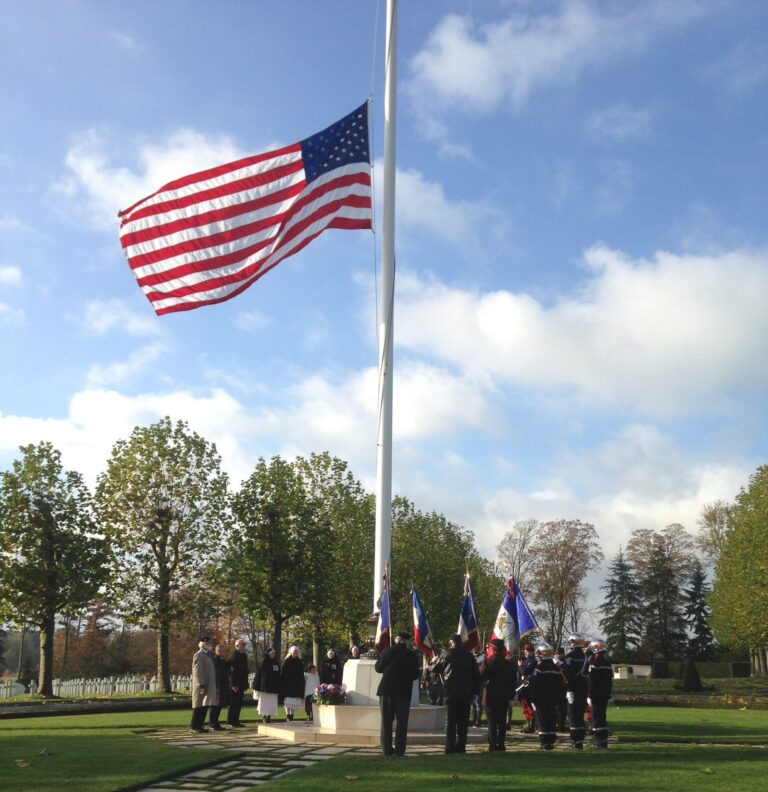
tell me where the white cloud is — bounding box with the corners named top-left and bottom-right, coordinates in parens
top-left (80, 298), bottom-right (162, 337)
top-left (381, 163), bottom-right (510, 253)
top-left (235, 309), bottom-right (273, 333)
top-left (406, 2), bottom-right (709, 144)
top-left (0, 265), bottom-right (22, 286)
top-left (704, 40), bottom-right (768, 94)
top-left (587, 102), bottom-right (653, 141)
top-left (396, 246), bottom-right (768, 415)
top-left (86, 343), bottom-right (166, 387)
top-left (54, 128), bottom-right (248, 230)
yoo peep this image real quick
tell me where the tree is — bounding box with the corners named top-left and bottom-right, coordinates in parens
top-left (696, 500), bottom-right (734, 567)
top-left (710, 465), bottom-right (768, 675)
top-left (294, 453), bottom-right (375, 656)
top-left (95, 417), bottom-right (230, 692)
top-left (0, 442), bottom-right (107, 695)
top-left (598, 549), bottom-right (643, 661)
top-left (683, 559), bottom-right (715, 661)
top-left (228, 455), bottom-right (328, 658)
top-left (496, 519), bottom-right (538, 593)
top-left (627, 524), bottom-right (695, 660)
top-left (390, 497), bottom-right (504, 648)
top-left (528, 519), bottom-right (603, 649)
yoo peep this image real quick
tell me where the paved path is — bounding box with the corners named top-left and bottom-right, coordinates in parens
top-left (139, 725), bottom-right (574, 790)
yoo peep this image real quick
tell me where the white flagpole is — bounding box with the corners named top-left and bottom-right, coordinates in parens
top-left (374, 0), bottom-right (397, 612)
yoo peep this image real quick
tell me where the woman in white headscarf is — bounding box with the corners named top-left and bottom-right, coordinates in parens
top-left (281, 645), bottom-right (305, 721)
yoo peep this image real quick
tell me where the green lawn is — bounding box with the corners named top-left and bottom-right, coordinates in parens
top-left (0, 709), bottom-right (234, 792)
top-left (1, 705), bottom-right (767, 792)
top-left (265, 745), bottom-right (768, 792)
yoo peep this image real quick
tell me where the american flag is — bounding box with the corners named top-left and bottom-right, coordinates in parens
top-left (118, 103), bottom-right (372, 315)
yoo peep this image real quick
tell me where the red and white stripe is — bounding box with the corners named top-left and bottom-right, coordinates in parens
top-left (118, 144), bottom-right (372, 315)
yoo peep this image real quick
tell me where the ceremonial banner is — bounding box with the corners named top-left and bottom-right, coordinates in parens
top-left (457, 574), bottom-right (480, 651)
top-left (411, 587), bottom-right (437, 659)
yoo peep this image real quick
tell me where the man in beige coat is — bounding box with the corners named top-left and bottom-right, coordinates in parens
top-left (191, 637), bottom-right (218, 733)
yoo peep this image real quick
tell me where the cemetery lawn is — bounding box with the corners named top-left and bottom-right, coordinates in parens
top-left (0, 709), bottom-right (233, 792)
top-left (265, 745), bottom-right (768, 792)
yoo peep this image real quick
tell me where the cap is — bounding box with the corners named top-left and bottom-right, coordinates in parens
top-left (491, 638), bottom-right (505, 651)
top-left (450, 633), bottom-right (463, 645)
top-left (397, 630), bottom-right (411, 641)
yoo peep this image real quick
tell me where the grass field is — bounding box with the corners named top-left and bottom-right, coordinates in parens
top-left (2, 705), bottom-right (767, 791)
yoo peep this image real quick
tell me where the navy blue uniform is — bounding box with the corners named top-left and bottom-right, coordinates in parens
top-left (530, 658), bottom-right (563, 750)
top-left (587, 653), bottom-right (613, 747)
top-left (562, 648), bottom-right (588, 748)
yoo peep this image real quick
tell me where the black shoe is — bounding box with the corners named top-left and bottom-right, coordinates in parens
top-left (210, 724), bottom-right (224, 731)
top-left (191, 727), bottom-right (209, 733)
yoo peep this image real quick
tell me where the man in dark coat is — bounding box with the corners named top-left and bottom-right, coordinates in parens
top-left (209, 643), bottom-right (232, 730)
top-left (227, 638), bottom-right (249, 727)
top-left (529, 642), bottom-right (563, 750)
top-left (482, 638), bottom-right (514, 751)
top-left (375, 631), bottom-right (421, 756)
top-left (587, 639), bottom-right (613, 748)
top-left (320, 649), bottom-right (343, 684)
top-left (561, 633), bottom-right (589, 749)
top-left (431, 633), bottom-right (481, 753)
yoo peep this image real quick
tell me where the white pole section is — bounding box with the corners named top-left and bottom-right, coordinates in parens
top-left (374, 0), bottom-right (397, 611)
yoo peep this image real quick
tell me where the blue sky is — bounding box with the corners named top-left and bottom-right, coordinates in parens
top-left (1, 1), bottom-right (767, 602)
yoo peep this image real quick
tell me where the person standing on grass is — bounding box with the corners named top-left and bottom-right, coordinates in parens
top-left (191, 637), bottom-right (218, 733)
top-left (587, 638), bottom-right (613, 748)
top-left (375, 630), bottom-right (421, 756)
top-left (431, 633), bottom-right (481, 754)
top-left (209, 643), bottom-right (231, 730)
top-left (281, 645), bottom-right (305, 722)
top-left (252, 647), bottom-right (281, 723)
top-left (304, 663), bottom-right (320, 722)
top-left (562, 632), bottom-right (589, 750)
top-left (482, 638), bottom-right (515, 752)
top-left (227, 638), bottom-right (249, 727)
top-left (529, 642), bottom-right (562, 751)
top-left (517, 642), bottom-right (537, 733)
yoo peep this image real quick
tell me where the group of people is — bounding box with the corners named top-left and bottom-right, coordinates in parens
top-left (192, 632), bottom-right (613, 755)
top-left (191, 639), bottom-right (358, 733)
top-left (383, 630), bottom-right (613, 755)
top-left (190, 637), bottom-right (250, 732)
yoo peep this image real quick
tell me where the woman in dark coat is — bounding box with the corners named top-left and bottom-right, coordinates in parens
top-left (281, 645), bottom-right (305, 721)
top-left (320, 649), bottom-right (343, 684)
top-left (252, 648), bottom-right (281, 723)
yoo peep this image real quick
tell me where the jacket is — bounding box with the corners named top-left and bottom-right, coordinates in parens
top-left (375, 642), bottom-right (421, 698)
top-left (431, 645), bottom-right (481, 701)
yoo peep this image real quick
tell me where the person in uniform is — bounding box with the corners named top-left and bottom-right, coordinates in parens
top-left (587, 638), bottom-right (613, 748)
top-left (375, 631), bottom-right (421, 756)
top-left (561, 632), bottom-right (589, 749)
top-left (431, 633), bottom-right (481, 754)
top-left (190, 637), bottom-right (217, 733)
top-left (482, 638), bottom-right (515, 751)
top-left (529, 642), bottom-right (562, 750)
top-left (517, 642), bottom-right (537, 733)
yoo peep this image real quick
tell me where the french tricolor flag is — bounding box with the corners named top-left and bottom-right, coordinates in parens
top-left (411, 588), bottom-right (437, 659)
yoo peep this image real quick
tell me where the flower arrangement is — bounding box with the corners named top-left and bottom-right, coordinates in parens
top-left (314, 683), bottom-right (346, 705)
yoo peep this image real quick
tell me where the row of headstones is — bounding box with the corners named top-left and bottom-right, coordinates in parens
top-left (0, 675), bottom-right (193, 698)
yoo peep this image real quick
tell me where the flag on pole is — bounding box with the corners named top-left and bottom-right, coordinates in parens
top-left (118, 103), bottom-right (372, 315)
top-left (457, 573), bottom-right (480, 651)
top-left (411, 588), bottom-right (437, 659)
top-left (375, 570), bottom-right (392, 652)
top-left (490, 577), bottom-right (539, 654)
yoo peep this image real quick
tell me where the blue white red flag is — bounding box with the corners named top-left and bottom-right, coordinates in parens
top-left (375, 571), bottom-right (392, 652)
top-left (457, 574), bottom-right (480, 651)
top-left (490, 577), bottom-right (539, 653)
top-left (411, 588), bottom-right (437, 659)
top-left (118, 103), bottom-right (372, 315)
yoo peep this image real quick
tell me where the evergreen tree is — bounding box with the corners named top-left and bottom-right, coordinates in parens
top-left (683, 559), bottom-right (715, 660)
top-left (598, 549), bottom-right (643, 661)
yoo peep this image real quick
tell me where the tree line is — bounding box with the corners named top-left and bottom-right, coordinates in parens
top-left (0, 417), bottom-right (504, 696)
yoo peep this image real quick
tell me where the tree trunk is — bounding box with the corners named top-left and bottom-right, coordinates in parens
top-left (157, 629), bottom-right (172, 692)
top-left (16, 626), bottom-right (26, 682)
top-left (38, 611), bottom-right (56, 696)
top-left (273, 615), bottom-right (284, 661)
